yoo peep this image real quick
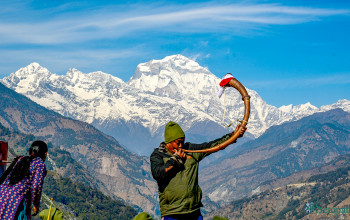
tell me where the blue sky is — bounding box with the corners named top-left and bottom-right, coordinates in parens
top-left (0, 0), bottom-right (349, 107)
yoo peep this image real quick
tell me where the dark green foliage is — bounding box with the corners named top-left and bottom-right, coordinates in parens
top-left (308, 166), bottom-right (349, 183)
top-left (306, 166), bottom-right (350, 205)
top-left (43, 172), bottom-right (137, 220)
top-left (48, 148), bottom-right (77, 169)
top-left (275, 165), bottom-right (350, 219)
top-left (275, 199), bottom-right (300, 219)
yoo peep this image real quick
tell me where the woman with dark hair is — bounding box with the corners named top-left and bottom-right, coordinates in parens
top-left (0, 140), bottom-right (48, 220)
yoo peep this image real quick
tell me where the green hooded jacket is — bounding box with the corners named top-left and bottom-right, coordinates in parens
top-left (150, 134), bottom-right (232, 217)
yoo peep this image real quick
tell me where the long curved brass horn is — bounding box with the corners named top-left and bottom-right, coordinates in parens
top-left (183, 78), bottom-right (250, 153)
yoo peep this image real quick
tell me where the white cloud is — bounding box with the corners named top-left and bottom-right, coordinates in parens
top-left (0, 3), bottom-right (348, 45)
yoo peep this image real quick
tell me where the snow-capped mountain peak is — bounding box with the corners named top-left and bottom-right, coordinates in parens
top-left (3, 62), bottom-right (53, 94)
top-left (66, 68), bottom-right (84, 83)
top-left (130, 54), bottom-right (207, 79)
top-left (27, 62), bottom-right (41, 70)
top-left (279, 104), bottom-right (293, 113)
top-left (321, 99), bottom-right (350, 112)
top-left (12, 62), bottom-right (51, 78)
top-left (1, 55), bottom-right (349, 155)
top-left (128, 54), bottom-right (217, 99)
top-left (279, 102), bottom-right (318, 119)
top-left (88, 71), bottom-right (125, 85)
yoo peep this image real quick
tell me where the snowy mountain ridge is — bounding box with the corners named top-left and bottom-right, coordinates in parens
top-left (2, 55), bottom-right (349, 155)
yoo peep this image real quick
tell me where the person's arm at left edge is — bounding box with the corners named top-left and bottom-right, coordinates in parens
top-left (31, 160), bottom-right (47, 216)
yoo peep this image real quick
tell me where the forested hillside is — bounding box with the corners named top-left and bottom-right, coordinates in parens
top-left (0, 122), bottom-right (138, 219)
top-left (209, 155), bottom-right (350, 220)
top-left (0, 83), bottom-right (157, 215)
top-left (42, 172), bottom-right (137, 219)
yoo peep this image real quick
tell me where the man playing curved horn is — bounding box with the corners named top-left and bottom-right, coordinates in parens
top-left (150, 121), bottom-right (246, 220)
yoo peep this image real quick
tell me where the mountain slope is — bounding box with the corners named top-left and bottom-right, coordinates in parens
top-left (0, 122), bottom-right (137, 219)
top-left (200, 108), bottom-right (350, 204)
top-left (0, 121), bottom-right (103, 193)
top-left (209, 154), bottom-right (350, 220)
top-left (3, 55), bottom-right (348, 155)
top-left (0, 83), bottom-right (158, 215)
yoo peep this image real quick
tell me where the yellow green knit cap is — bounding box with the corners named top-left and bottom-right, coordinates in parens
top-left (133, 212), bottom-right (154, 220)
top-left (164, 121), bottom-right (185, 144)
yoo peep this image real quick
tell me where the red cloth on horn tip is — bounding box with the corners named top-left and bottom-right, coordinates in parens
top-left (217, 73), bottom-right (235, 98)
top-left (219, 73), bottom-right (235, 87)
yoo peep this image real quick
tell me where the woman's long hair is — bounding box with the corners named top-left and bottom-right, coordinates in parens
top-left (0, 140), bottom-right (47, 185)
